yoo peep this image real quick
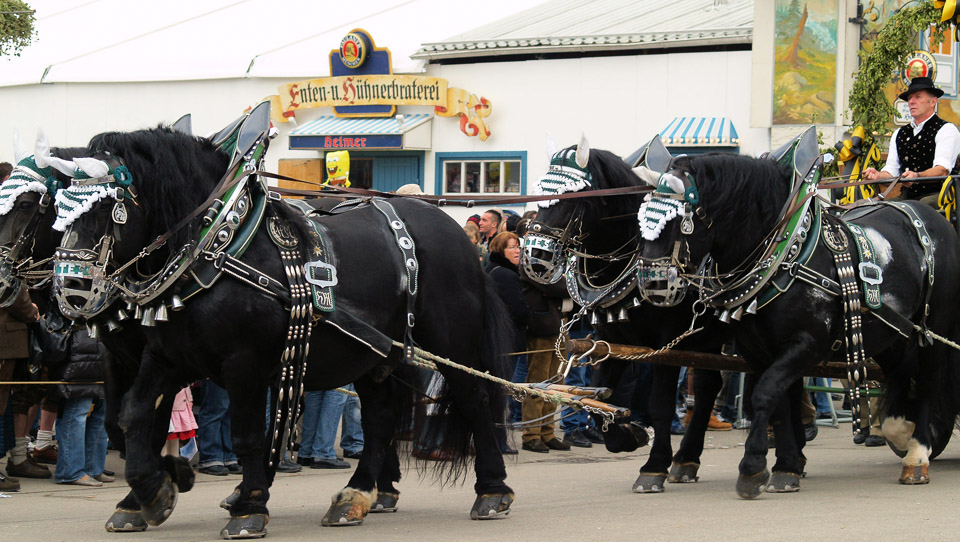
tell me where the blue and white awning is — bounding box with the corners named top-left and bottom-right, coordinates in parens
top-left (660, 117), bottom-right (739, 147)
top-left (289, 114), bottom-right (433, 150)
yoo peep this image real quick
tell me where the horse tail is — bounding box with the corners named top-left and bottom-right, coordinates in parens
top-left (411, 271), bottom-right (515, 484)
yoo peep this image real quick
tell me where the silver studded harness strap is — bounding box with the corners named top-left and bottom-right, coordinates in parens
top-left (264, 214), bottom-right (312, 469)
top-left (821, 215), bottom-right (870, 437)
top-left (369, 198), bottom-right (420, 362)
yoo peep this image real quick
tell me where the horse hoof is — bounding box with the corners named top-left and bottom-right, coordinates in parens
top-left (220, 514), bottom-right (269, 539)
top-left (140, 474), bottom-right (178, 526)
top-left (667, 462), bottom-right (700, 483)
top-left (766, 471), bottom-right (800, 493)
top-left (632, 472), bottom-right (667, 493)
top-left (220, 489), bottom-right (241, 511)
top-left (899, 465), bottom-right (930, 485)
top-left (470, 492), bottom-right (513, 520)
top-left (736, 469), bottom-right (770, 499)
top-left (105, 508), bottom-right (148, 532)
top-left (370, 491), bottom-right (399, 513)
top-left (321, 488), bottom-right (374, 526)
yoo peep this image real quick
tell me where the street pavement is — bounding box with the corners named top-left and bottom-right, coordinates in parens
top-left (3, 423), bottom-right (960, 541)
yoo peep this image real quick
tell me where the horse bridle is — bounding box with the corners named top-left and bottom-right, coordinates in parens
top-left (637, 167), bottom-right (711, 307)
top-left (0, 165), bottom-right (62, 307)
top-left (53, 155), bottom-right (138, 319)
top-left (521, 201), bottom-right (589, 284)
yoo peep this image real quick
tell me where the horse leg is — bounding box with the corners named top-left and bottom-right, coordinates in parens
top-left (107, 388), bottom-right (191, 532)
top-left (876, 344), bottom-right (932, 484)
top-left (371, 441), bottom-right (401, 513)
top-left (219, 368), bottom-right (271, 539)
top-left (736, 344), bottom-right (811, 499)
top-left (766, 382), bottom-right (802, 493)
top-left (669, 369), bottom-right (725, 485)
top-left (117, 351), bottom-right (181, 527)
top-left (633, 365), bottom-right (680, 493)
top-left (322, 376), bottom-right (397, 527)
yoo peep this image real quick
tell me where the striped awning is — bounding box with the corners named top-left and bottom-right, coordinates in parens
top-left (660, 117), bottom-right (739, 147)
top-left (290, 113), bottom-right (432, 136)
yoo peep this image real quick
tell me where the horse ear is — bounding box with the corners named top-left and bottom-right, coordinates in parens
top-left (13, 130), bottom-right (28, 163)
top-left (633, 165), bottom-right (662, 188)
top-left (545, 130), bottom-right (558, 161)
top-left (661, 173), bottom-right (685, 194)
top-left (575, 134), bottom-right (590, 168)
top-left (73, 157), bottom-right (110, 178)
top-left (35, 131), bottom-right (77, 178)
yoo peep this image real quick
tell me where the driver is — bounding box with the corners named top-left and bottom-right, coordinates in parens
top-left (861, 76), bottom-right (960, 207)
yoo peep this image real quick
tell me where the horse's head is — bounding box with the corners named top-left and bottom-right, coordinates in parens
top-left (0, 132), bottom-right (82, 306)
top-left (523, 135), bottom-right (646, 285)
top-left (50, 151), bottom-right (142, 319)
top-left (634, 161), bottom-right (712, 307)
top-left (52, 128), bottom-right (227, 321)
top-left (636, 153), bottom-right (794, 307)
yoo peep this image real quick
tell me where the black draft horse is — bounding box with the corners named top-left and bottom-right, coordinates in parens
top-left (49, 126), bottom-right (515, 538)
top-left (0, 134), bottom-right (201, 532)
top-left (523, 137), bottom-right (808, 493)
top-left (636, 140), bottom-right (960, 496)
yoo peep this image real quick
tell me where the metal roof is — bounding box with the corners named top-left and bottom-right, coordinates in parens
top-left (661, 116), bottom-right (739, 146)
top-left (413, 0), bottom-right (753, 60)
top-left (290, 114), bottom-right (432, 136)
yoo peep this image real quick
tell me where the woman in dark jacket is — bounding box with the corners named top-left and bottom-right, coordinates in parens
top-left (43, 310), bottom-right (110, 486)
top-left (485, 231), bottom-right (531, 339)
top-left (485, 231), bottom-right (529, 455)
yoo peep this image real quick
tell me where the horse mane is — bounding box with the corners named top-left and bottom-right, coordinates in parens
top-left (87, 126), bottom-right (229, 252)
top-left (670, 153), bottom-right (793, 236)
top-left (565, 145), bottom-right (646, 218)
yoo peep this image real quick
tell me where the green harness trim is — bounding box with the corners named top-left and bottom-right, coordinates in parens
top-left (844, 223), bottom-right (882, 309)
top-left (283, 199), bottom-right (337, 313)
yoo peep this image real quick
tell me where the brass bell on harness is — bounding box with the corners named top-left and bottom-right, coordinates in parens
top-left (116, 307), bottom-right (129, 321)
top-left (606, 311), bottom-right (616, 324)
top-left (618, 307), bottom-right (630, 322)
top-left (631, 297), bottom-right (642, 308)
top-left (745, 299), bottom-right (758, 315)
top-left (154, 304), bottom-right (169, 323)
top-left (105, 319), bottom-right (122, 333)
top-left (718, 309), bottom-right (732, 324)
top-left (86, 323), bottom-right (101, 340)
top-left (132, 304), bottom-right (143, 320)
top-left (141, 306), bottom-right (156, 327)
top-left (590, 311), bottom-right (600, 325)
top-left (170, 295), bottom-right (185, 311)
top-left (730, 306), bottom-right (744, 321)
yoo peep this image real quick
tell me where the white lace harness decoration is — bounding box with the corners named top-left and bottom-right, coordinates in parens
top-left (53, 184), bottom-right (118, 232)
top-left (638, 194), bottom-right (685, 241)
top-left (0, 167), bottom-right (47, 217)
top-left (532, 149), bottom-right (592, 208)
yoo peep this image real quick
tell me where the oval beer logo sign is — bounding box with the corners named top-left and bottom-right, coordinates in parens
top-left (340, 33), bottom-right (366, 69)
top-left (901, 50), bottom-right (937, 86)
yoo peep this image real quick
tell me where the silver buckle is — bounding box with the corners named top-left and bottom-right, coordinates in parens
top-left (304, 261), bottom-right (338, 288)
top-left (858, 262), bottom-right (883, 285)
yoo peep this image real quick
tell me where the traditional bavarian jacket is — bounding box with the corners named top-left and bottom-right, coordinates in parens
top-left (881, 114), bottom-right (960, 199)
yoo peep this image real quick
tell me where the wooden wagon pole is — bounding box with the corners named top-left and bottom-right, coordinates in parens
top-left (565, 339), bottom-right (884, 380)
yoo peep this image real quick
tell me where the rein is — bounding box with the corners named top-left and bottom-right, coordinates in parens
top-left (256, 170), bottom-right (652, 206)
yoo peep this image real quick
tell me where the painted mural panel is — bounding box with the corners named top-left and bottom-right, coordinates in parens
top-left (773, 0), bottom-right (838, 125)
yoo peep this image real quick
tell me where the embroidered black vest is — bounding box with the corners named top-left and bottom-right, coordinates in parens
top-left (896, 115), bottom-right (959, 198)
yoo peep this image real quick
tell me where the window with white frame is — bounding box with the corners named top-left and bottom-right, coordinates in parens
top-left (440, 155), bottom-right (524, 195)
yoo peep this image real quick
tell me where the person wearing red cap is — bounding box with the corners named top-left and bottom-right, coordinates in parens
top-left (862, 76), bottom-right (960, 206)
